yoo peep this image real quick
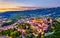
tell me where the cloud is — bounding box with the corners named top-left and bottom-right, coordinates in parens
top-left (0, 2), bottom-right (37, 12)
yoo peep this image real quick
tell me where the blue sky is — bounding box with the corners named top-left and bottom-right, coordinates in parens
top-left (0, 0), bottom-right (60, 12)
top-left (0, 0), bottom-right (60, 7)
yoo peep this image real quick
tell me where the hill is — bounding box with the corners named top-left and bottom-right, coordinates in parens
top-left (0, 7), bottom-right (60, 19)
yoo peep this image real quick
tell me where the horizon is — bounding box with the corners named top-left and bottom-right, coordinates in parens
top-left (0, 0), bottom-right (60, 12)
top-left (0, 7), bottom-right (60, 13)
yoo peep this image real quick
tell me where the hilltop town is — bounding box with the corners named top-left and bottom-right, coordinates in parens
top-left (0, 17), bottom-right (57, 38)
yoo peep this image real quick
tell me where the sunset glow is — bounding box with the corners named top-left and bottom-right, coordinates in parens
top-left (0, 0), bottom-right (60, 12)
top-left (0, 3), bottom-right (36, 12)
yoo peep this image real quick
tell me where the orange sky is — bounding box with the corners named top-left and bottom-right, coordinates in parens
top-left (0, 3), bottom-right (36, 12)
top-left (0, 0), bottom-right (60, 12)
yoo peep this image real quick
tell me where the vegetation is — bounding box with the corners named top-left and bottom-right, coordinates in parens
top-left (2, 19), bottom-right (17, 26)
top-left (0, 28), bottom-right (21, 38)
top-left (45, 19), bottom-right (60, 38)
top-left (0, 18), bottom-right (60, 38)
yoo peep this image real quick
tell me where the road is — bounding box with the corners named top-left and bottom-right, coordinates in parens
top-left (0, 20), bottom-right (22, 32)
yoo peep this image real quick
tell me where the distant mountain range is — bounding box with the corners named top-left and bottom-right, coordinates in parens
top-left (0, 7), bottom-right (60, 19)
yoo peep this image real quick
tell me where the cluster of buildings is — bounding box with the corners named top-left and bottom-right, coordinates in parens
top-left (17, 17), bottom-right (52, 36)
top-left (0, 17), bottom-right (53, 38)
top-left (0, 18), bottom-right (12, 27)
top-left (57, 18), bottom-right (60, 22)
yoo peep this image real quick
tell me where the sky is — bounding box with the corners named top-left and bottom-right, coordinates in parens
top-left (0, 0), bottom-right (60, 12)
